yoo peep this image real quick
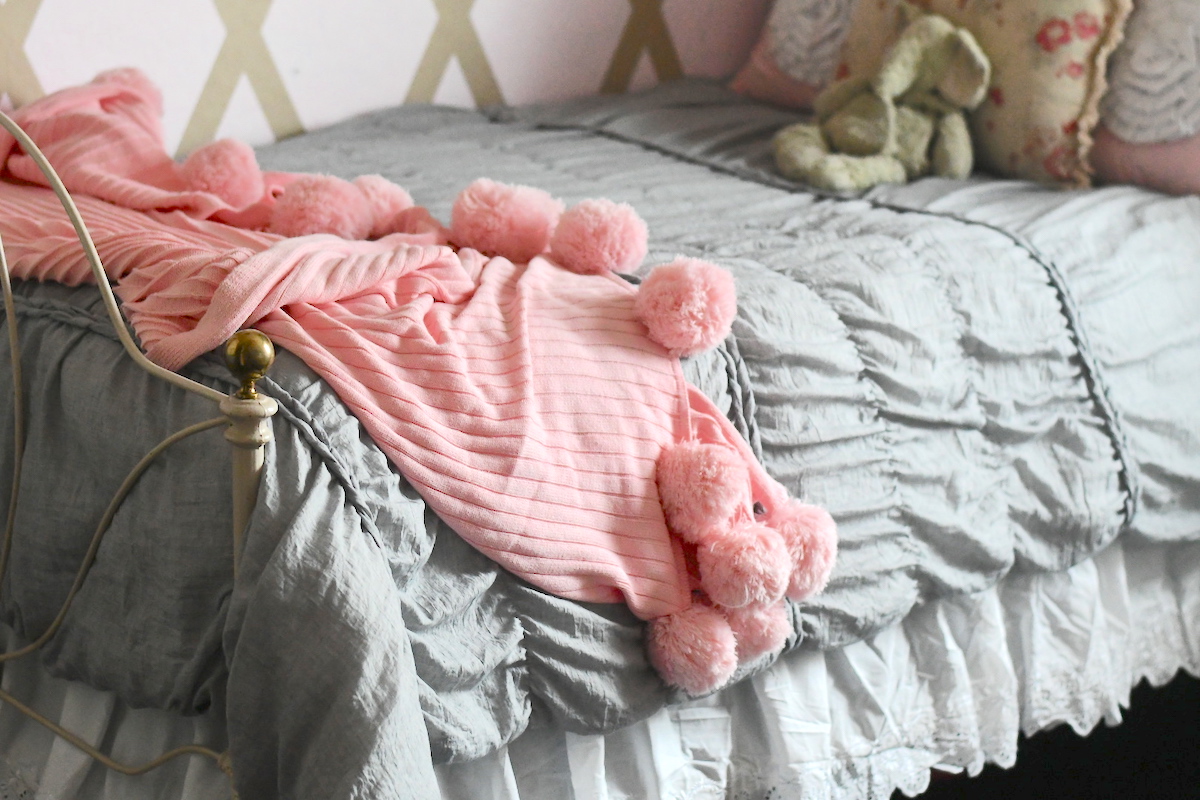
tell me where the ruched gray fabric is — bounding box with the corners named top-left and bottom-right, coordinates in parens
top-left (1, 80), bottom-right (1196, 799)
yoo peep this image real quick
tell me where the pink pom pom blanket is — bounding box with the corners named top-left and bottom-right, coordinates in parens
top-left (0, 73), bottom-right (793, 622)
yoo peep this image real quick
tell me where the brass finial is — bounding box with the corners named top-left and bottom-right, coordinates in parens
top-left (224, 330), bottom-right (275, 399)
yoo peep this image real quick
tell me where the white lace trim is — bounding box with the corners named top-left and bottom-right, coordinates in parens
top-left (0, 759), bottom-right (36, 800)
top-left (1101, 0), bottom-right (1200, 143)
top-left (0, 539), bottom-right (1197, 799)
top-left (437, 538), bottom-right (1200, 800)
top-left (765, 0), bottom-right (856, 84)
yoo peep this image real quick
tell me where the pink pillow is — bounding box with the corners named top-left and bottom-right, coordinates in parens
top-left (730, 38), bottom-right (823, 109)
top-left (730, 0), bottom-right (855, 109)
top-left (1090, 124), bottom-right (1200, 196)
top-left (1093, 0), bottom-right (1200, 195)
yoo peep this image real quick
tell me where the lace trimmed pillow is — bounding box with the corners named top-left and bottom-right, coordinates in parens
top-left (835, 0), bottom-right (1132, 187)
top-left (730, 0), bottom-right (857, 108)
top-left (1090, 0), bottom-right (1200, 195)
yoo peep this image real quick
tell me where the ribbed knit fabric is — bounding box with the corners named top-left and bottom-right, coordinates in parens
top-left (0, 179), bottom-right (705, 619)
top-left (0, 68), bottom-right (295, 229)
top-left (0, 71), bottom-right (822, 624)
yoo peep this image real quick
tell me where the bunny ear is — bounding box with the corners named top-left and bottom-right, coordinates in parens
top-left (180, 138), bottom-right (264, 209)
top-left (450, 178), bottom-right (563, 262)
top-left (939, 28), bottom-right (991, 110)
top-left (634, 258), bottom-right (737, 358)
top-left (548, 198), bottom-right (648, 275)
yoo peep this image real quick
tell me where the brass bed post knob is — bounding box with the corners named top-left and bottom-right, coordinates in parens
top-left (224, 330), bottom-right (275, 399)
top-left (220, 329), bottom-right (278, 581)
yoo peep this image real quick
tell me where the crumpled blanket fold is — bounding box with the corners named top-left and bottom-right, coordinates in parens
top-left (0, 72), bottom-right (823, 633)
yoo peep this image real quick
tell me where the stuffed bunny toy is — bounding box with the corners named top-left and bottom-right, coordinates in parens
top-left (773, 3), bottom-right (991, 192)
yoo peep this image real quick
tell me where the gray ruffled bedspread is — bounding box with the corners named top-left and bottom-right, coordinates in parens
top-left (0, 81), bottom-right (1196, 799)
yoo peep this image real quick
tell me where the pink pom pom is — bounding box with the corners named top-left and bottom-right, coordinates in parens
top-left (353, 174), bottom-right (414, 238)
top-left (268, 174), bottom-right (373, 239)
top-left (646, 604), bottom-right (738, 695)
top-left (549, 198), bottom-right (648, 275)
top-left (769, 500), bottom-right (838, 601)
top-left (656, 442), bottom-right (749, 542)
top-left (723, 601), bottom-right (791, 661)
top-left (634, 259), bottom-right (737, 357)
top-left (180, 139), bottom-right (264, 209)
top-left (386, 206), bottom-right (449, 239)
top-left (697, 521), bottom-right (790, 608)
top-left (450, 178), bottom-right (563, 262)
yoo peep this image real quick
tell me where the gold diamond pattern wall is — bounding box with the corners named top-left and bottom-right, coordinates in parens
top-left (0, 0), bottom-right (769, 156)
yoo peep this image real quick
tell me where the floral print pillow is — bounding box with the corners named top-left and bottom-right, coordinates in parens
top-left (835, 0), bottom-right (1132, 186)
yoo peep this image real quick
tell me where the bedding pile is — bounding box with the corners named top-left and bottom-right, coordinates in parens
top-left (0, 75), bottom-right (1197, 799)
top-left (0, 70), bottom-right (841, 700)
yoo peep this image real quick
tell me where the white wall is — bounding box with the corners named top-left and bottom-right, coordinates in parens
top-left (1, 0), bottom-right (770, 155)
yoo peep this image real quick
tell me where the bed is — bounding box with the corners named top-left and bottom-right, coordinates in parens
top-left (0, 69), bottom-right (1197, 800)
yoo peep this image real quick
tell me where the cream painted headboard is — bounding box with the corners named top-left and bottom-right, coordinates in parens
top-left (0, 0), bottom-right (769, 156)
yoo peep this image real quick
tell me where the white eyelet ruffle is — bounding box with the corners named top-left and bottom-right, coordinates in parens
top-left (438, 538), bottom-right (1200, 799)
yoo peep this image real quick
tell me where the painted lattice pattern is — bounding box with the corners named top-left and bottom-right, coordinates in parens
top-left (1, 0), bottom-right (768, 154)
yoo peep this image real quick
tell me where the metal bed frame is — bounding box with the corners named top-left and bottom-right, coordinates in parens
top-left (0, 110), bottom-right (272, 796)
